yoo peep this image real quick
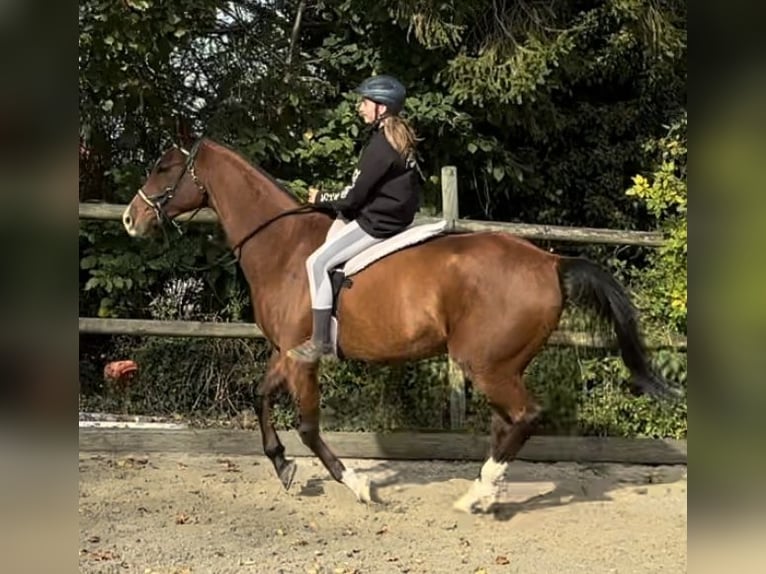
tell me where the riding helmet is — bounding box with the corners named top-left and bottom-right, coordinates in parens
top-left (354, 75), bottom-right (407, 113)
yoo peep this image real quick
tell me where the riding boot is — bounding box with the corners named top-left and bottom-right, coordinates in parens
top-left (287, 308), bottom-right (335, 363)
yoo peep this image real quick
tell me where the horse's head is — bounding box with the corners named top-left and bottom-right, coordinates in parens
top-left (122, 142), bottom-right (207, 237)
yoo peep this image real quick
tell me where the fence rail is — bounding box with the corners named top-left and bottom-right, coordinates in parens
top-left (78, 428), bottom-right (688, 465)
top-left (79, 202), bottom-right (666, 246)
top-left (79, 317), bottom-right (688, 350)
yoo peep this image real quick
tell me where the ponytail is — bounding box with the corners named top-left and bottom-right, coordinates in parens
top-left (381, 115), bottom-right (419, 161)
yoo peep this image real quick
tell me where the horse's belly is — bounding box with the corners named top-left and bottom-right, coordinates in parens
top-left (335, 269), bottom-right (447, 361)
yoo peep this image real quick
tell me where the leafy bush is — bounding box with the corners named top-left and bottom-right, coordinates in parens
top-left (626, 112), bottom-right (688, 334)
top-left (80, 338), bottom-right (686, 439)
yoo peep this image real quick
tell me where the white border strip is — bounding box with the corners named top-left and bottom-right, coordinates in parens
top-left (79, 420), bottom-right (188, 430)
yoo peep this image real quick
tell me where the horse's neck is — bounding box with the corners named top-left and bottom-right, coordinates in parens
top-left (199, 141), bottom-right (328, 287)
top-left (200, 144), bottom-right (296, 247)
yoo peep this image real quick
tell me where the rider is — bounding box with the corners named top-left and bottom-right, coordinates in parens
top-left (287, 74), bottom-right (422, 363)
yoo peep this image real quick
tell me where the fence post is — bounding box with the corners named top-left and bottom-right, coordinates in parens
top-left (441, 165), bottom-right (458, 230)
top-left (441, 166), bottom-right (466, 430)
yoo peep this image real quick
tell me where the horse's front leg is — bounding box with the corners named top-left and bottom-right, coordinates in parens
top-left (290, 363), bottom-right (373, 503)
top-left (254, 353), bottom-right (296, 490)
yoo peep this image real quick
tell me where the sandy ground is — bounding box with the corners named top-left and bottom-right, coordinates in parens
top-left (79, 452), bottom-right (687, 574)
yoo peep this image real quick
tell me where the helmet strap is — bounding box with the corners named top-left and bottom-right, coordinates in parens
top-left (373, 106), bottom-right (393, 128)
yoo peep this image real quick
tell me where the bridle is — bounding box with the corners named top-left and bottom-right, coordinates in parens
top-left (138, 138), bottom-right (328, 264)
top-left (137, 139), bottom-right (207, 234)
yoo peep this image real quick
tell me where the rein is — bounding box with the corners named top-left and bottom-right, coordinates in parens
top-left (175, 204), bottom-right (326, 274)
top-left (144, 138), bottom-right (332, 270)
top-left (231, 204), bottom-right (325, 262)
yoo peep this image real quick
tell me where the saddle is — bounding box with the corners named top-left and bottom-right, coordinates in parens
top-left (327, 220), bottom-right (448, 357)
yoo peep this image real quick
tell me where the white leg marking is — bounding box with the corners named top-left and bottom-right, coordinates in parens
top-left (342, 468), bottom-right (372, 503)
top-left (480, 457), bottom-right (508, 484)
top-left (453, 457), bottom-right (508, 513)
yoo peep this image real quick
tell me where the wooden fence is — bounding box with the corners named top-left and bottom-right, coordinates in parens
top-left (78, 427), bottom-right (687, 464)
top-left (79, 166), bottom-right (686, 432)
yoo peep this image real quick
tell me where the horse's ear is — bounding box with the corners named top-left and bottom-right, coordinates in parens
top-left (175, 116), bottom-right (196, 150)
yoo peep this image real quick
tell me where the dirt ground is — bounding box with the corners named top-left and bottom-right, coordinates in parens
top-left (79, 452), bottom-right (687, 574)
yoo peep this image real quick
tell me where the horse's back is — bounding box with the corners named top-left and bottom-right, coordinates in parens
top-left (406, 229), bottom-right (557, 277)
top-left (335, 229), bottom-right (562, 362)
top-left (343, 229), bottom-right (557, 304)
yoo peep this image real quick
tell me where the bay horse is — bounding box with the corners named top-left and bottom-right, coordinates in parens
top-left (121, 138), bottom-right (676, 513)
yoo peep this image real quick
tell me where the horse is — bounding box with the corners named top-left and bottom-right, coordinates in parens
top-left (121, 137), bottom-right (677, 513)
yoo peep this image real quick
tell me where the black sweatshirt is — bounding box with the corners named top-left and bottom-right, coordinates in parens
top-left (313, 127), bottom-right (421, 238)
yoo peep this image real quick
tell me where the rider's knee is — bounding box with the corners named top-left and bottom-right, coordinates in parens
top-left (306, 251), bottom-right (319, 272)
top-left (307, 250), bottom-right (331, 275)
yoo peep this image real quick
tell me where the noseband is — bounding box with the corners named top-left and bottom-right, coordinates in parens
top-left (137, 139), bottom-right (207, 233)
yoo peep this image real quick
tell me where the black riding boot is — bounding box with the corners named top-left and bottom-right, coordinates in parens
top-left (287, 308), bottom-right (334, 363)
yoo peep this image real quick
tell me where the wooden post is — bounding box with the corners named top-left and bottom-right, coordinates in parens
top-left (441, 166), bottom-right (465, 429)
top-left (441, 165), bottom-right (458, 230)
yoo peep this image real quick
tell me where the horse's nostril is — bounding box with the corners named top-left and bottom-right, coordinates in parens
top-left (122, 208), bottom-right (133, 231)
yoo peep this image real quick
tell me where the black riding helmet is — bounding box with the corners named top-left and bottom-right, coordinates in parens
top-left (354, 75), bottom-right (406, 113)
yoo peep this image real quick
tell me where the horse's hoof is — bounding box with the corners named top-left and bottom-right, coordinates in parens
top-left (452, 481), bottom-right (495, 514)
top-left (278, 460), bottom-right (297, 491)
top-left (453, 494), bottom-right (480, 514)
top-left (342, 468), bottom-right (374, 504)
top-left (356, 476), bottom-right (373, 504)
top-left (453, 497), bottom-right (492, 514)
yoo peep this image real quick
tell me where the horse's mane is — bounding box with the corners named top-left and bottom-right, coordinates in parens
top-left (204, 138), bottom-right (301, 205)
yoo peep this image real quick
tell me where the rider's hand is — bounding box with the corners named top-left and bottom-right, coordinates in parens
top-left (308, 186), bottom-right (319, 203)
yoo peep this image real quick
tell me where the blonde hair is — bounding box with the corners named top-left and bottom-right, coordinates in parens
top-left (381, 115), bottom-right (419, 160)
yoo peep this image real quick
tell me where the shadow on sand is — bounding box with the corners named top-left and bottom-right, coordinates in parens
top-left (292, 453), bottom-right (687, 522)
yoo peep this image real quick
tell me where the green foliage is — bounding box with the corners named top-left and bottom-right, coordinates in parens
top-left (627, 112), bottom-right (687, 332)
top-left (575, 351), bottom-right (686, 438)
top-left (579, 382), bottom-right (686, 439)
top-left (80, 279), bottom-right (258, 417)
top-left (316, 359), bottom-right (450, 432)
top-left (79, 336), bottom-right (264, 419)
top-left (79, 220), bottom-right (240, 320)
top-left (81, 339), bottom-right (686, 439)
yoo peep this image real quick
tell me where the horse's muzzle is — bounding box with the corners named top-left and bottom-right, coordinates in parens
top-left (122, 200), bottom-right (155, 237)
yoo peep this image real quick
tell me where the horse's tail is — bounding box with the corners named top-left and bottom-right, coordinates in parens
top-left (556, 256), bottom-right (679, 400)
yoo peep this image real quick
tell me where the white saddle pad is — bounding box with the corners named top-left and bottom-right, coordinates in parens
top-left (341, 220), bottom-right (448, 278)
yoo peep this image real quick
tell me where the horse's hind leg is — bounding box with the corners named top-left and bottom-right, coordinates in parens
top-left (254, 352), bottom-right (297, 490)
top-left (289, 363), bottom-right (373, 503)
top-left (453, 372), bottom-right (541, 514)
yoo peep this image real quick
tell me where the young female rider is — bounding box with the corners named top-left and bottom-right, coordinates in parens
top-left (287, 74), bottom-right (422, 363)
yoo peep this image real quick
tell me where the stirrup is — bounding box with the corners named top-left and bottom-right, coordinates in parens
top-left (287, 340), bottom-right (333, 363)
